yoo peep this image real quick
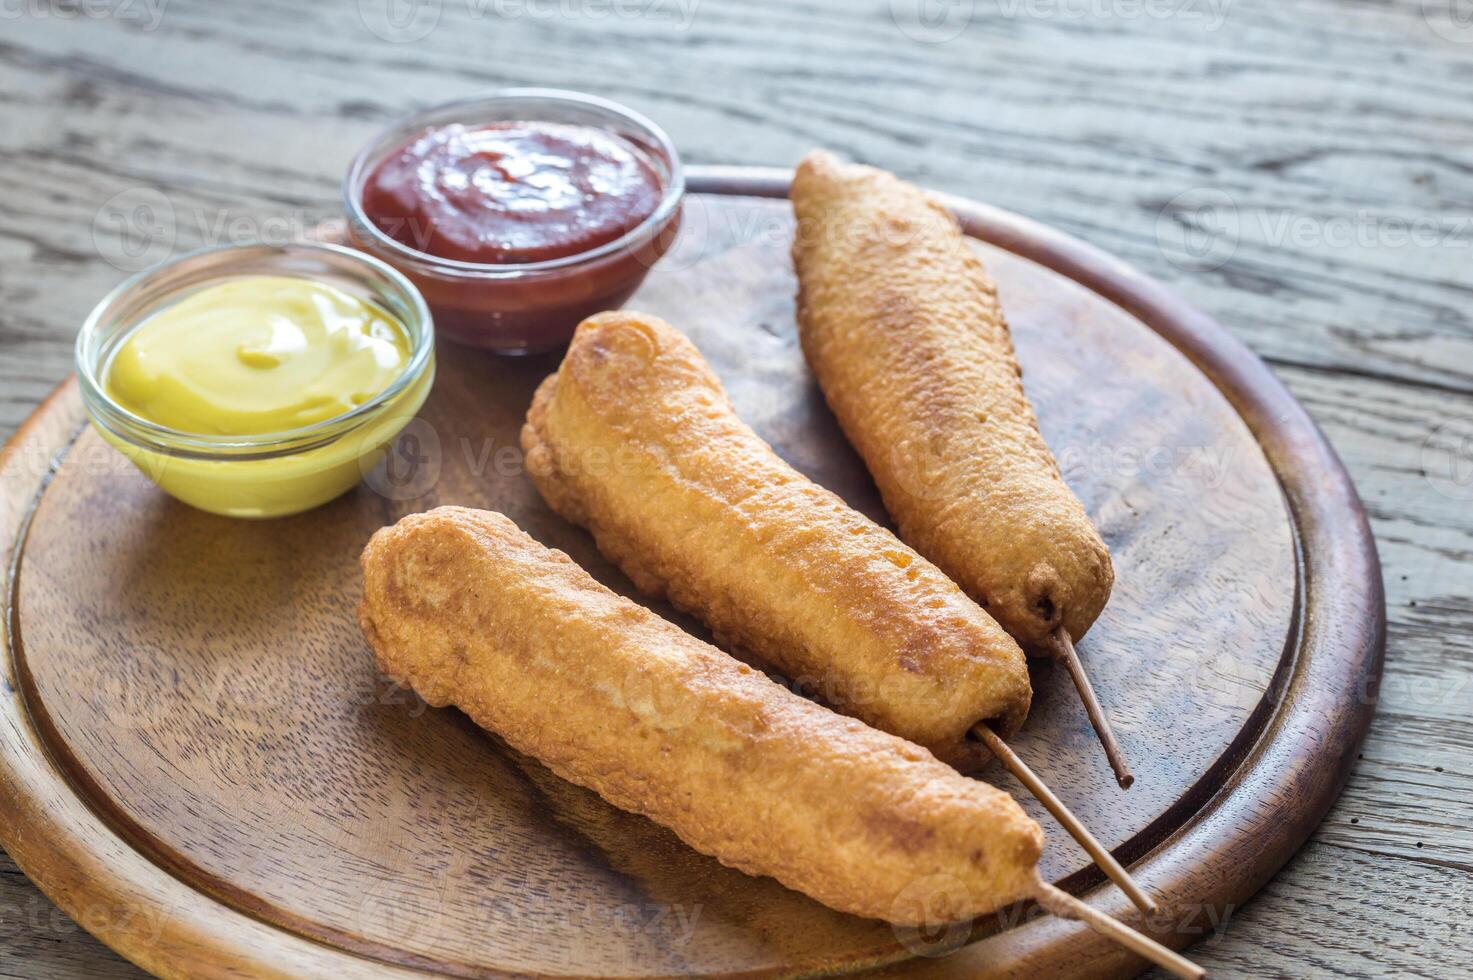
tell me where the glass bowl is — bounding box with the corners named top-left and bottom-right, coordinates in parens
top-left (76, 242), bottom-right (436, 518)
top-left (343, 89), bottom-right (684, 354)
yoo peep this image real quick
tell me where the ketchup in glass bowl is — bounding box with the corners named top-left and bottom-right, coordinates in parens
top-left (344, 90), bottom-right (683, 353)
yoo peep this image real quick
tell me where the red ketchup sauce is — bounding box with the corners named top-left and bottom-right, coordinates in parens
top-left (362, 123), bottom-right (663, 264)
top-left (353, 120), bottom-right (679, 352)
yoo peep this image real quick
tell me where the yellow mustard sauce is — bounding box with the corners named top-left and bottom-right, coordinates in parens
top-left (106, 276), bottom-right (411, 435)
top-left (97, 275), bottom-right (431, 519)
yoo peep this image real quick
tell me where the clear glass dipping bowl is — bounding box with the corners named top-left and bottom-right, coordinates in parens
top-left (76, 242), bottom-right (436, 519)
top-left (343, 89), bottom-right (684, 354)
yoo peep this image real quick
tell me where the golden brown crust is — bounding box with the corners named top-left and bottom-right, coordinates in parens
top-left (790, 150), bottom-right (1114, 647)
top-left (521, 312), bottom-right (1031, 768)
top-left (359, 506), bottom-right (1043, 924)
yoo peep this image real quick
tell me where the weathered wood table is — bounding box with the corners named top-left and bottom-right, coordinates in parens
top-left (0, 1), bottom-right (1468, 976)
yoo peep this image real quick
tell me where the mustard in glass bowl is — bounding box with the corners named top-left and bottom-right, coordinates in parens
top-left (76, 242), bottom-right (435, 518)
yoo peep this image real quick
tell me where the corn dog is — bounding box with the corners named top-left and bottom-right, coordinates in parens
top-left (790, 150), bottom-right (1114, 649)
top-left (521, 311), bottom-right (1031, 770)
top-left (358, 506), bottom-right (1044, 925)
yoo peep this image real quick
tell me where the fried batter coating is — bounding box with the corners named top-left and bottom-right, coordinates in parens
top-left (790, 151), bottom-right (1114, 647)
top-left (521, 311), bottom-right (1030, 771)
top-left (359, 507), bottom-right (1044, 924)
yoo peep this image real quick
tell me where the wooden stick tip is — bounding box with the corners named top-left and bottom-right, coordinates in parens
top-left (1032, 880), bottom-right (1204, 980)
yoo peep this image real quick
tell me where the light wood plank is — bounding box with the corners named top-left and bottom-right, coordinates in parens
top-left (1, 0), bottom-right (1469, 976)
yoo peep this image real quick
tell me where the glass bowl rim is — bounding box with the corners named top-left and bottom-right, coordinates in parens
top-left (75, 240), bottom-right (436, 458)
top-left (341, 87), bottom-right (686, 280)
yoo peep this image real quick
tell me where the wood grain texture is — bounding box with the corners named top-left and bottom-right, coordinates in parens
top-left (0, 0), bottom-right (1463, 975)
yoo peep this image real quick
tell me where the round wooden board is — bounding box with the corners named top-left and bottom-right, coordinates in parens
top-left (0, 168), bottom-right (1383, 979)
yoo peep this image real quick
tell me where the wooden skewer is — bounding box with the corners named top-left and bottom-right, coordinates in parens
top-left (972, 723), bottom-right (1158, 916)
top-left (1049, 626), bottom-right (1135, 789)
top-left (1033, 878), bottom-right (1205, 980)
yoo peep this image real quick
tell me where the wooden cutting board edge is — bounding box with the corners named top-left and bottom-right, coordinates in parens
top-left (0, 167), bottom-right (1384, 980)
